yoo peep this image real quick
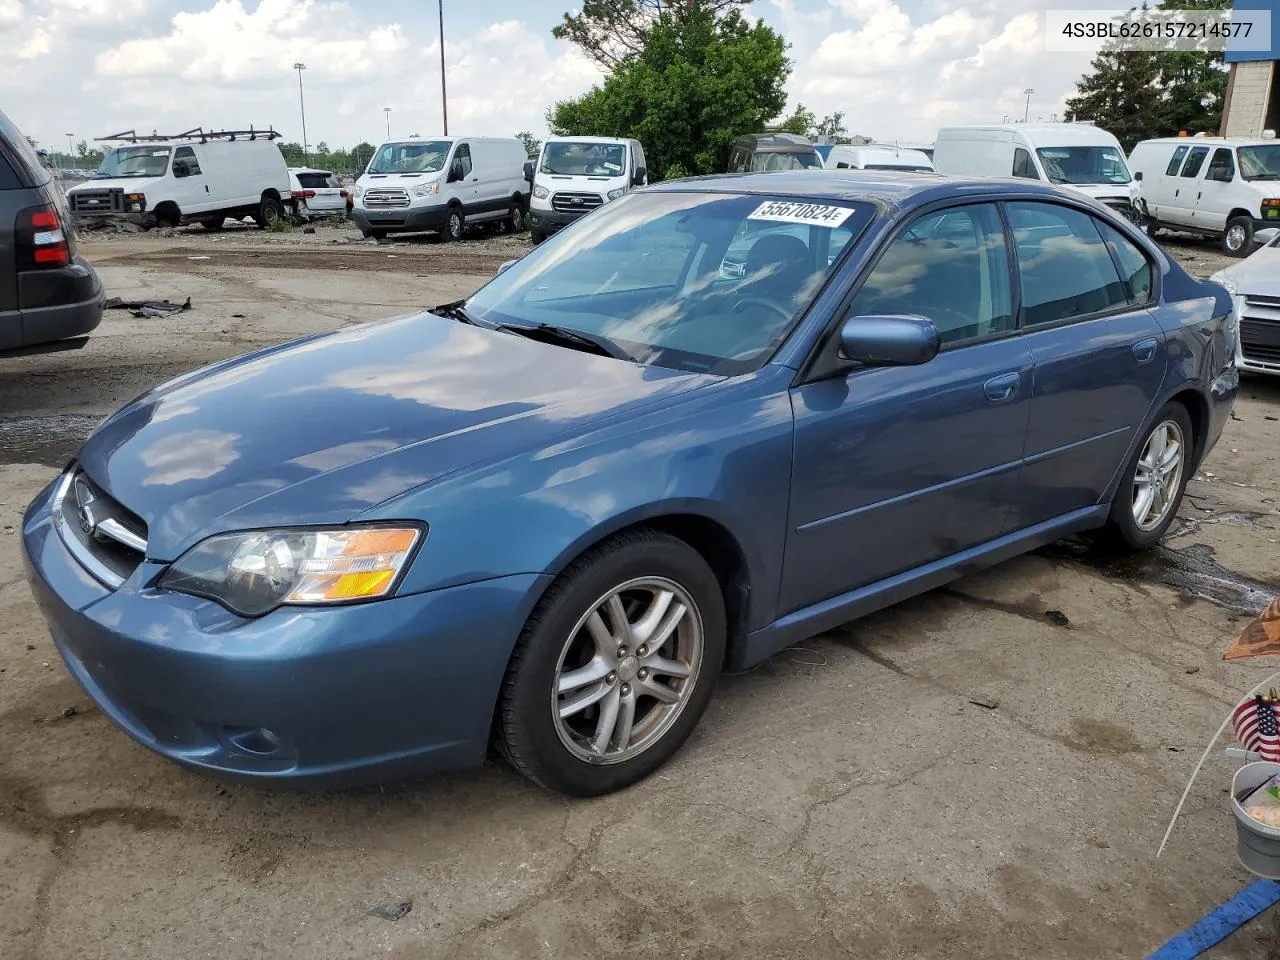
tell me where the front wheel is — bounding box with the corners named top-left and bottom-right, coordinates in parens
top-left (496, 530), bottom-right (726, 795)
top-left (255, 196), bottom-right (283, 228)
top-left (1223, 215), bottom-right (1255, 257)
top-left (503, 203), bottom-right (524, 234)
top-left (361, 228), bottom-right (387, 241)
top-left (440, 207), bottom-right (464, 243)
top-left (1104, 402), bottom-right (1194, 549)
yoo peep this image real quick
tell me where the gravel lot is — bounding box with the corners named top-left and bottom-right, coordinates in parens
top-left (3, 222), bottom-right (1280, 959)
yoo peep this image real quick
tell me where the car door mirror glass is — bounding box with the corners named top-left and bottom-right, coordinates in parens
top-left (448, 160), bottom-right (463, 182)
top-left (838, 315), bottom-right (940, 366)
top-left (1134, 171), bottom-right (1143, 181)
top-left (173, 160), bottom-right (189, 178)
top-left (523, 160), bottom-right (534, 183)
top-left (632, 165), bottom-right (646, 186)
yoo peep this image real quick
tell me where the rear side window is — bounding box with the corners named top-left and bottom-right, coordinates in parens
top-left (1097, 222), bottom-right (1154, 304)
top-left (850, 203), bottom-right (1013, 345)
top-left (0, 109), bottom-right (49, 187)
top-left (0, 153), bottom-right (20, 190)
top-left (1012, 148), bottom-right (1038, 179)
top-left (1180, 146), bottom-right (1209, 178)
top-left (1165, 145), bottom-right (1189, 176)
top-left (1007, 202), bottom-right (1129, 326)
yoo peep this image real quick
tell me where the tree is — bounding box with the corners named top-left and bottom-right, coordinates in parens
top-left (278, 141), bottom-right (306, 166)
top-left (548, 6), bottom-right (789, 179)
top-left (814, 111), bottom-right (849, 142)
top-left (516, 131), bottom-right (542, 157)
top-left (554, 0), bottom-right (756, 70)
top-left (315, 141), bottom-right (330, 156)
top-left (774, 103), bottom-right (815, 136)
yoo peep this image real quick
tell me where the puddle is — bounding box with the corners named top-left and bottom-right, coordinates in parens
top-left (1037, 539), bottom-right (1279, 616)
top-left (0, 415), bottom-right (100, 468)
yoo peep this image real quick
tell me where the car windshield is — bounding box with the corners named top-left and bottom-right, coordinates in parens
top-left (367, 141), bottom-right (451, 174)
top-left (94, 146), bottom-right (171, 179)
top-left (1239, 145), bottom-right (1280, 181)
top-left (464, 191), bottom-right (873, 375)
top-left (540, 142), bottom-right (627, 177)
top-left (751, 152), bottom-right (823, 172)
top-left (1036, 146), bottom-right (1131, 184)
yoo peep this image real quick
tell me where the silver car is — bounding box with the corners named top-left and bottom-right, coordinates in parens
top-left (1212, 227), bottom-right (1280, 376)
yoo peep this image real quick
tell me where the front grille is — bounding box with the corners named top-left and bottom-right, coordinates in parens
top-left (53, 469), bottom-right (147, 588)
top-left (551, 191), bottom-right (603, 214)
top-left (1245, 293), bottom-right (1280, 308)
top-left (363, 189), bottom-right (409, 209)
top-left (1241, 316), bottom-right (1280, 365)
top-left (68, 188), bottom-right (125, 215)
top-left (1099, 197), bottom-right (1137, 221)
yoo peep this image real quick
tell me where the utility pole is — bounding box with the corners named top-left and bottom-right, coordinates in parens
top-left (293, 63), bottom-right (309, 164)
top-left (384, 106), bottom-right (391, 141)
top-left (439, 0), bottom-right (449, 135)
top-left (65, 133), bottom-right (74, 173)
top-left (1023, 88), bottom-right (1034, 123)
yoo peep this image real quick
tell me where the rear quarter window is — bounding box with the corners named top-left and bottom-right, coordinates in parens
top-left (0, 109), bottom-right (49, 188)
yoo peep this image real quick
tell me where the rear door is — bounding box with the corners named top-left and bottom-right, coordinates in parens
top-left (1164, 146), bottom-right (1209, 226)
top-left (1145, 144), bottom-right (1188, 218)
top-left (1005, 201), bottom-right (1165, 530)
top-left (1193, 147), bottom-right (1236, 231)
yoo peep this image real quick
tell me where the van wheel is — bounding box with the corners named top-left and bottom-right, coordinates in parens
top-left (441, 206), bottom-right (464, 243)
top-left (504, 203), bottom-right (524, 234)
top-left (255, 196), bottom-right (283, 228)
top-left (201, 218), bottom-right (224, 232)
top-left (1223, 216), bottom-right (1254, 257)
top-left (153, 203), bottom-right (181, 229)
top-left (531, 230), bottom-right (547, 245)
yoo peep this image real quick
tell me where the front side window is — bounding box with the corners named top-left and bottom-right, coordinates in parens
top-left (1097, 222), bottom-right (1154, 304)
top-left (465, 192), bottom-right (874, 374)
top-left (367, 140), bottom-right (452, 174)
top-left (1165, 145), bottom-right (1189, 175)
top-left (1206, 148), bottom-right (1235, 181)
top-left (849, 203), bottom-right (1013, 346)
top-left (173, 146), bottom-right (201, 178)
top-left (454, 144), bottom-right (472, 178)
top-left (1036, 145), bottom-right (1130, 184)
top-left (1012, 148), bottom-right (1039, 179)
top-left (1007, 202), bottom-right (1128, 326)
top-left (1180, 146), bottom-right (1209, 178)
top-left (539, 141), bottom-right (627, 176)
top-left (1239, 144), bottom-right (1280, 181)
top-left (95, 146), bottom-right (171, 179)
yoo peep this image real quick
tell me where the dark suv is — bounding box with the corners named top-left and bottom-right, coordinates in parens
top-left (1, 109), bottom-right (103, 350)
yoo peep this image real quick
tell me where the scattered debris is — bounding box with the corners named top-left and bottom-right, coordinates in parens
top-left (24, 643), bottom-right (34, 651)
top-left (187, 256), bottom-right (211, 261)
top-left (303, 227), bottom-right (316, 234)
top-left (61, 706), bottom-right (75, 718)
top-left (968, 696), bottom-right (999, 710)
top-left (369, 899), bottom-right (413, 922)
top-left (104, 296), bottom-right (192, 318)
top-left (1044, 610), bottom-right (1070, 627)
top-left (1186, 667), bottom-right (1201, 674)
top-left (1267, 416), bottom-right (1278, 422)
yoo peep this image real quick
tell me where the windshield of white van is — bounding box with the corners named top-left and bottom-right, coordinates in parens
top-left (540, 142), bottom-right (627, 177)
top-left (1036, 146), bottom-right (1130, 185)
top-left (1239, 145), bottom-right (1280, 181)
top-left (751, 152), bottom-right (823, 172)
top-left (94, 146), bottom-right (171, 179)
top-left (368, 141), bottom-right (451, 175)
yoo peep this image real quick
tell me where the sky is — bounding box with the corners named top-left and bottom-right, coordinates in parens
top-left (0, 0), bottom-right (1115, 154)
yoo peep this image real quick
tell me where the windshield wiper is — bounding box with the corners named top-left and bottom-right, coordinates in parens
top-left (429, 299), bottom-right (487, 326)
top-left (496, 322), bottom-right (637, 362)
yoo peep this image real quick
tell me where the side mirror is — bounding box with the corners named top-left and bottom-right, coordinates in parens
top-left (1134, 171), bottom-right (1143, 181)
top-left (1207, 167), bottom-right (1234, 183)
top-left (523, 160), bottom-right (535, 183)
top-left (837, 315), bottom-right (940, 366)
top-left (496, 259), bottom-right (518, 275)
top-left (1255, 228), bottom-right (1280, 245)
top-left (632, 165), bottom-right (647, 187)
top-left (448, 160), bottom-right (463, 183)
top-left (173, 160), bottom-right (189, 178)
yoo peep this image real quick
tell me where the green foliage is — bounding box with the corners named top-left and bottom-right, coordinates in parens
top-left (553, 0), bottom-right (755, 69)
top-left (1064, 0), bottom-right (1231, 149)
top-left (516, 131), bottom-right (542, 157)
top-left (774, 103), bottom-right (815, 136)
top-left (548, 6), bottom-right (789, 178)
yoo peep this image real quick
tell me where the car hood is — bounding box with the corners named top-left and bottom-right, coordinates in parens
top-left (1222, 247), bottom-right (1280, 296)
top-left (77, 314), bottom-right (718, 559)
top-left (69, 176), bottom-right (162, 194)
top-left (1064, 181), bottom-right (1135, 200)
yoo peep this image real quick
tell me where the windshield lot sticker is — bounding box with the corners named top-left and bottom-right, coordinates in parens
top-left (748, 201), bottom-right (853, 227)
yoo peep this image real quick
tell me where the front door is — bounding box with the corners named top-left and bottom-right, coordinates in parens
top-left (781, 202), bottom-right (1032, 614)
top-left (1164, 145), bottom-right (1209, 227)
top-left (1194, 147), bottom-right (1236, 232)
top-left (1004, 201), bottom-right (1166, 530)
top-left (171, 145), bottom-right (209, 215)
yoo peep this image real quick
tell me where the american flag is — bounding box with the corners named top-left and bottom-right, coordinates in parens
top-left (1233, 695), bottom-right (1280, 761)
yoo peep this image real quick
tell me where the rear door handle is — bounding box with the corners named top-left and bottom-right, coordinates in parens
top-left (1133, 338), bottom-right (1158, 364)
top-left (983, 371), bottom-right (1020, 402)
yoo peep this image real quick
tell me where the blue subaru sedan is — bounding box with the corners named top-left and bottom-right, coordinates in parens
top-left (23, 173), bottom-right (1237, 795)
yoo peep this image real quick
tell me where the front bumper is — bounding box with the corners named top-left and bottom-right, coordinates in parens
top-left (352, 203), bottom-right (448, 234)
top-left (529, 207), bottom-right (587, 235)
top-left (22, 479), bottom-right (548, 787)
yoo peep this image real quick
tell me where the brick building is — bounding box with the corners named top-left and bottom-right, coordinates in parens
top-left (1220, 0), bottom-right (1279, 136)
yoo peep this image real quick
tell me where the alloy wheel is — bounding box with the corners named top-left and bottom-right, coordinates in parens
top-left (1132, 419), bottom-right (1185, 531)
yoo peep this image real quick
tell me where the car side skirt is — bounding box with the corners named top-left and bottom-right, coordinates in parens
top-left (731, 504), bottom-right (1109, 671)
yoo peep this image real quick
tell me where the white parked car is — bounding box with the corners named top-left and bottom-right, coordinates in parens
top-left (1211, 227), bottom-right (1280, 376)
top-left (933, 122), bottom-right (1138, 220)
top-left (528, 136), bottom-right (648, 244)
top-left (67, 129), bottom-right (292, 230)
top-left (352, 136), bottom-right (529, 241)
top-left (823, 144), bottom-right (934, 172)
top-left (1128, 134), bottom-right (1280, 256)
top-left (288, 167), bottom-right (349, 219)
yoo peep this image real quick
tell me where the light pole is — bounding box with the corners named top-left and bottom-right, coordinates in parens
top-left (65, 133), bottom-right (74, 173)
top-left (293, 62), bottom-right (309, 165)
top-left (1023, 88), bottom-right (1035, 123)
top-left (439, 0), bottom-right (449, 136)
top-left (384, 106), bottom-right (391, 140)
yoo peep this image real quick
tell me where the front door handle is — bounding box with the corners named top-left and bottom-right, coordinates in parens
top-left (1133, 338), bottom-right (1158, 364)
top-left (984, 371), bottom-right (1020, 403)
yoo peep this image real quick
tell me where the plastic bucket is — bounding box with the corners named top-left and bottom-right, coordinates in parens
top-left (1232, 761), bottom-right (1280, 879)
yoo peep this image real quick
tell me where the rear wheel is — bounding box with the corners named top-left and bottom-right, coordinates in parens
top-left (503, 203), bottom-right (524, 234)
top-left (254, 195), bottom-right (283, 228)
top-left (1223, 215), bottom-right (1255, 257)
top-left (496, 530), bottom-right (725, 796)
top-left (1103, 402), bottom-right (1194, 549)
top-left (440, 206), bottom-right (464, 243)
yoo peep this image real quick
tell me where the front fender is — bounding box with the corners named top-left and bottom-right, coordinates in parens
top-left (363, 367), bottom-right (797, 632)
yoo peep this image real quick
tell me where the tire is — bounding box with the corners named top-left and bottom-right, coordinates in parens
top-left (503, 203), bottom-right (524, 234)
top-left (1103, 402), bottom-right (1194, 550)
top-left (1222, 215), bottom-right (1255, 257)
top-left (201, 218), bottom-right (225, 232)
top-left (153, 204), bottom-right (181, 229)
top-left (254, 195), bottom-right (283, 229)
top-left (530, 230), bottom-right (547, 245)
top-left (440, 206), bottom-right (464, 243)
top-left (496, 529), bottom-right (726, 796)
top-left (361, 228), bottom-right (387, 241)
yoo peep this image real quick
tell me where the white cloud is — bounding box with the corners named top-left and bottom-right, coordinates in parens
top-left (0, 0), bottom-right (23, 30)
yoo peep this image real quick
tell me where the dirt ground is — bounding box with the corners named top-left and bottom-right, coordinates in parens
top-left (4, 221), bottom-right (1280, 959)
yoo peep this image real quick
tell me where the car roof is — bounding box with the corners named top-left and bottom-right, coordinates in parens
top-left (545, 136), bottom-right (630, 145)
top-left (735, 133), bottom-right (815, 149)
top-left (1137, 136), bottom-right (1277, 147)
top-left (289, 167), bottom-right (333, 175)
top-left (650, 170), bottom-right (1071, 208)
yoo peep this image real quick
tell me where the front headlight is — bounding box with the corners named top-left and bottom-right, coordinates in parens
top-left (1210, 270), bottom-right (1239, 296)
top-left (606, 188), bottom-right (626, 201)
top-left (125, 192), bottom-right (146, 212)
top-left (532, 184), bottom-right (549, 199)
top-left (158, 524), bottom-right (423, 617)
top-left (353, 184), bottom-right (364, 198)
top-left (413, 182), bottom-right (440, 197)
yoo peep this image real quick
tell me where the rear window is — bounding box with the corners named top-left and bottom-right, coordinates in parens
top-left (296, 171), bottom-right (335, 189)
top-left (0, 109), bottom-right (49, 188)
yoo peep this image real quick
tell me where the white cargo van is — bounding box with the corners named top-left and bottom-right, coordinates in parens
top-left (527, 137), bottom-right (648, 244)
top-left (66, 128), bottom-right (292, 230)
top-left (1128, 134), bottom-right (1280, 256)
top-left (823, 144), bottom-right (934, 172)
top-left (352, 136), bottom-right (529, 241)
top-left (933, 123), bottom-right (1138, 220)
